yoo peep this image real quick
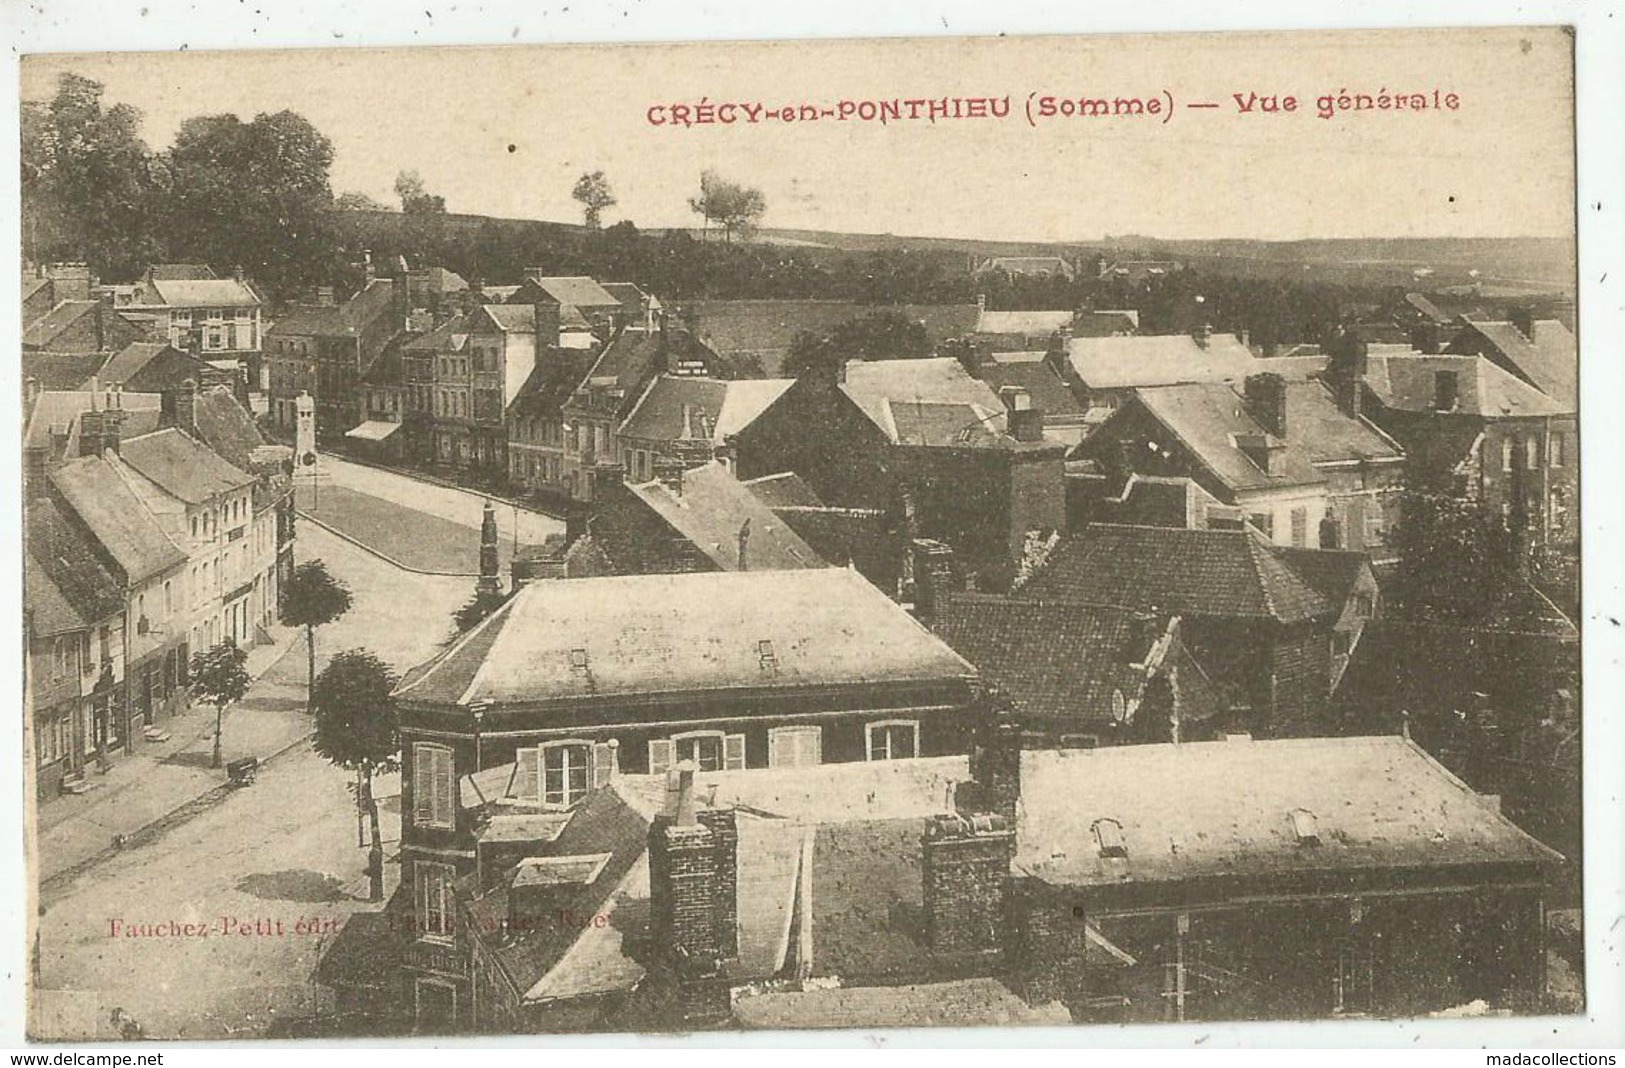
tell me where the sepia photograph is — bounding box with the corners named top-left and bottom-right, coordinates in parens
top-left (10, 14), bottom-right (1612, 1046)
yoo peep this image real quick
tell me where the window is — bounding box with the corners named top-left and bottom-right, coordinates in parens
top-left (1290, 507), bottom-right (1308, 548)
top-left (768, 726), bottom-right (822, 768)
top-left (412, 743), bottom-right (455, 829)
top-left (1502, 437), bottom-right (1515, 473)
top-left (1525, 435), bottom-right (1540, 470)
top-left (542, 742), bottom-right (592, 808)
top-left (1289, 808), bottom-right (1321, 847)
top-left (1248, 512), bottom-right (1274, 539)
top-left (1331, 631), bottom-right (1352, 658)
top-left (1093, 817), bottom-right (1128, 858)
top-left (413, 862), bottom-right (455, 942)
top-left (866, 720), bottom-right (920, 761)
top-left (51, 637), bottom-right (71, 679)
top-left (649, 732), bottom-right (745, 774)
top-left (1352, 592), bottom-right (1375, 619)
top-left (163, 581), bottom-right (172, 618)
top-left (1550, 432), bottom-right (1566, 468)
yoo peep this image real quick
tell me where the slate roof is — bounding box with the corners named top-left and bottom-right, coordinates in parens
top-left (568, 329), bottom-right (702, 419)
top-left (973, 355), bottom-right (1087, 418)
top-left (1071, 309), bottom-right (1140, 337)
top-left (48, 456), bottom-right (188, 584)
top-left (1019, 524), bottom-right (1331, 624)
top-left (741, 471), bottom-right (825, 508)
top-left (393, 568), bottom-right (976, 708)
top-left (1016, 736), bottom-right (1561, 887)
top-left (146, 278), bottom-right (260, 308)
top-left (1066, 332), bottom-right (1258, 390)
top-left (617, 376), bottom-right (727, 443)
top-left (118, 427), bottom-right (257, 505)
top-left (506, 348), bottom-right (599, 419)
top-left (22, 301), bottom-right (99, 349)
top-left (1404, 292), bottom-right (1450, 324)
top-left (401, 311), bottom-right (469, 353)
top-left (192, 386), bottom-right (270, 471)
top-left (27, 499), bottom-right (126, 636)
top-left (1456, 318), bottom-right (1577, 408)
top-left (600, 282), bottom-right (653, 311)
top-left (515, 275), bottom-right (622, 309)
top-left (266, 279), bottom-right (397, 339)
top-left (930, 595), bottom-right (1161, 727)
top-left (1131, 384), bottom-right (1323, 491)
top-left (95, 342), bottom-right (214, 393)
top-left (146, 263), bottom-right (216, 281)
top-left (625, 461), bottom-right (827, 572)
top-left (23, 352), bottom-right (108, 393)
top-left (840, 357), bottom-right (1006, 444)
top-left (1366, 351), bottom-right (1571, 418)
top-left (979, 256), bottom-right (1075, 278)
top-left (975, 309), bottom-right (1074, 336)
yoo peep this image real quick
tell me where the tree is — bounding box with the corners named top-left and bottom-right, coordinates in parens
top-left (688, 169), bottom-right (765, 243)
top-left (784, 311), bottom-right (932, 377)
top-left (335, 190), bottom-right (390, 212)
top-left (572, 170), bottom-right (617, 229)
top-left (395, 169), bottom-right (446, 214)
top-left (1389, 481), bottom-right (1526, 625)
top-left (279, 560), bottom-right (353, 708)
top-left (165, 109), bottom-right (343, 299)
top-left (311, 649), bottom-right (400, 902)
top-left (189, 641), bottom-right (250, 770)
top-left (22, 72), bottom-right (163, 278)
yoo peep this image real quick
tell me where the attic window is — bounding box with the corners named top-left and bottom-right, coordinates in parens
top-left (1092, 818), bottom-right (1128, 859)
top-left (1289, 808), bottom-right (1321, 847)
top-left (568, 648), bottom-right (590, 673)
top-left (511, 852), bottom-right (612, 890)
top-left (757, 639), bottom-right (777, 670)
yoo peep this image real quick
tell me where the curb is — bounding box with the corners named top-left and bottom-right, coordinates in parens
top-left (320, 448), bottom-right (570, 521)
top-left (39, 722), bottom-right (319, 903)
top-left (295, 509), bottom-right (481, 579)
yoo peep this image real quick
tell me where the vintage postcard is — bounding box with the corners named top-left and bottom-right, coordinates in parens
top-left (17, 24), bottom-right (1591, 1043)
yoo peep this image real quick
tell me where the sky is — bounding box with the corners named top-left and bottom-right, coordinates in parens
top-left (20, 27), bottom-right (1576, 243)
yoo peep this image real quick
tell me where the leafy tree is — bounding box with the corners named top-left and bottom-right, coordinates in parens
top-left (784, 311), bottom-right (932, 377)
top-left (688, 169), bottom-right (766, 243)
top-left (22, 72), bottom-right (163, 278)
top-left (189, 640), bottom-right (250, 769)
top-left (279, 560), bottom-right (353, 708)
top-left (572, 170), bottom-right (617, 229)
top-left (165, 109), bottom-right (343, 299)
top-left (311, 649), bottom-right (400, 902)
top-left (335, 190), bottom-right (390, 212)
top-left (395, 169), bottom-right (446, 214)
top-left (1389, 481), bottom-right (1526, 625)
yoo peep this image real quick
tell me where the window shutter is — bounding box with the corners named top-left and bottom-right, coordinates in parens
top-left (802, 728), bottom-right (822, 766)
top-left (412, 745), bottom-right (434, 825)
top-left (431, 747), bottom-right (454, 827)
top-left (592, 741), bottom-right (618, 788)
top-left (648, 738), bottom-right (674, 775)
top-left (512, 746), bottom-right (541, 803)
top-left (724, 734), bottom-right (747, 771)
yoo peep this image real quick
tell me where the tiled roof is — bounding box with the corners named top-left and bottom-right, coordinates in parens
top-left (393, 567), bottom-right (976, 707)
top-left (192, 386), bottom-right (269, 472)
top-left (1455, 318), bottom-right (1577, 407)
top-left (1066, 332), bottom-right (1258, 390)
top-left (266, 279), bottom-right (396, 339)
top-left (1267, 545), bottom-right (1372, 607)
top-left (888, 400), bottom-right (1004, 447)
top-left (1016, 736), bottom-right (1561, 887)
top-left (972, 355), bottom-right (1087, 418)
top-left (840, 357), bottom-right (1006, 444)
top-left (626, 461), bottom-right (827, 572)
top-left (147, 278), bottom-right (260, 308)
top-left (118, 427), bottom-right (257, 505)
top-left (146, 263), bottom-right (216, 281)
top-left (48, 456), bottom-right (187, 584)
top-left (980, 256), bottom-right (1075, 276)
top-left (930, 594), bottom-right (1161, 727)
top-left (27, 499), bottom-right (126, 636)
top-left (23, 391), bottom-right (164, 455)
top-left (506, 348), bottom-right (598, 418)
top-left (1019, 524), bottom-right (1331, 624)
top-left (1371, 350), bottom-right (1569, 419)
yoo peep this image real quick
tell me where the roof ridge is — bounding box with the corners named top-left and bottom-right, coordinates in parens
top-left (399, 589), bottom-right (519, 700)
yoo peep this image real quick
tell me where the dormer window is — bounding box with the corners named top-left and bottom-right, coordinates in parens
top-left (568, 648), bottom-right (589, 674)
top-left (757, 639), bottom-right (777, 670)
top-left (1093, 817), bottom-right (1128, 859)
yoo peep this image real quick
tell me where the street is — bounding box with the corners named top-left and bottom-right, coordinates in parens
top-left (32, 467), bottom-right (511, 1040)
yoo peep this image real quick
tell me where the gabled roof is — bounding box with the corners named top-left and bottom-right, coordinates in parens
top-left (568, 329), bottom-right (700, 419)
top-left (191, 385), bottom-right (269, 471)
top-left (979, 256), bottom-right (1075, 277)
top-left (145, 277), bottom-right (260, 308)
top-left (600, 282), bottom-right (654, 311)
top-left (1066, 332), bottom-right (1258, 390)
top-left (22, 301), bottom-right (99, 349)
top-left (1071, 309), bottom-right (1139, 337)
top-left (27, 498), bottom-right (126, 636)
top-left (514, 275), bottom-right (622, 309)
top-left (393, 568), bottom-right (975, 708)
top-left (23, 352), bottom-right (109, 393)
top-left (1131, 384), bottom-right (1323, 490)
top-left (118, 427), bottom-right (257, 505)
top-left (1452, 319), bottom-right (1577, 408)
top-left (840, 358), bottom-right (1006, 444)
top-left (618, 376), bottom-right (796, 444)
top-left (741, 471), bottom-right (825, 509)
top-left (1016, 736), bottom-right (1560, 887)
top-left (1019, 524), bottom-right (1331, 624)
top-left (506, 348), bottom-right (599, 419)
top-left (401, 311), bottom-right (468, 353)
top-left (625, 462), bottom-right (828, 572)
top-left (146, 263), bottom-right (216, 281)
top-left (1403, 292), bottom-right (1450, 324)
top-left (972, 355), bottom-right (1087, 419)
top-left (974, 309), bottom-right (1074, 336)
top-left (266, 279), bottom-right (397, 339)
top-left (1267, 546), bottom-right (1373, 608)
top-left (95, 342), bottom-right (213, 393)
top-left (1363, 351), bottom-right (1569, 417)
top-left (23, 391), bottom-right (164, 456)
top-left (48, 456), bottom-right (187, 584)
top-left (680, 301), bottom-right (979, 377)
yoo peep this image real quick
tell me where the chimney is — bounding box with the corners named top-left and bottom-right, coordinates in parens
top-left (78, 401), bottom-right (125, 457)
top-left (532, 299), bottom-right (561, 349)
top-left (910, 538), bottom-right (959, 621)
top-left (1510, 306), bottom-right (1537, 343)
top-left (653, 457), bottom-right (687, 496)
top-left (1433, 369), bottom-right (1460, 413)
top-left (478, 500), bottom-right (501, 596)
top-left (361, 250), bottom-right (375, 284)
top-left (523, 267), bottom-right (546, 284)
top-left (736, 518), bottom-right (751, 571)
top-left (1192, 322), bottom-right (1212, 349)
top-left (977, 293), bottom-right (987, 313)
top-left (648, 762), bottom-right (728, 969)
top-left (1327, 330), bottom-right (1369, 417)
top-left (172, 378), bottom-right (199, 434)
top-left (695, 807), bottom-right (739, 959)
top-left (1001, 385), bottom-right (1044, 443)
top-left (967, 694), bottom-right (1023, 823)
top-left (1243, 372), bottom-right (1289, 439)
top-left (921, 812), bottom-right (1015, 955)
top-left (232, 264), bottom-right (245, 283)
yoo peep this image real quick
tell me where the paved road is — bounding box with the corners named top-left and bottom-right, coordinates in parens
top-left (298, 453), bottom-right (565, 549)
top-left (32, 515), bottom-right (474, 1040)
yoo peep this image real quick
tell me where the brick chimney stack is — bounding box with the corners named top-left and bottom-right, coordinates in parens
top-left (165, 378), bottom-right (199, 434)
top-left (967, 693), bottom-right (1023, 823)
top-left (648, 762), bottom-right (729, 970)
top-left (921, 812), bottom-right (1015, 955)
top-left (1243, 372), bottom-right (1289, 439)
top-left (736, 518), bottom-right (751, 572)
top-left (1327, 329), bottom-right (1369, 417)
